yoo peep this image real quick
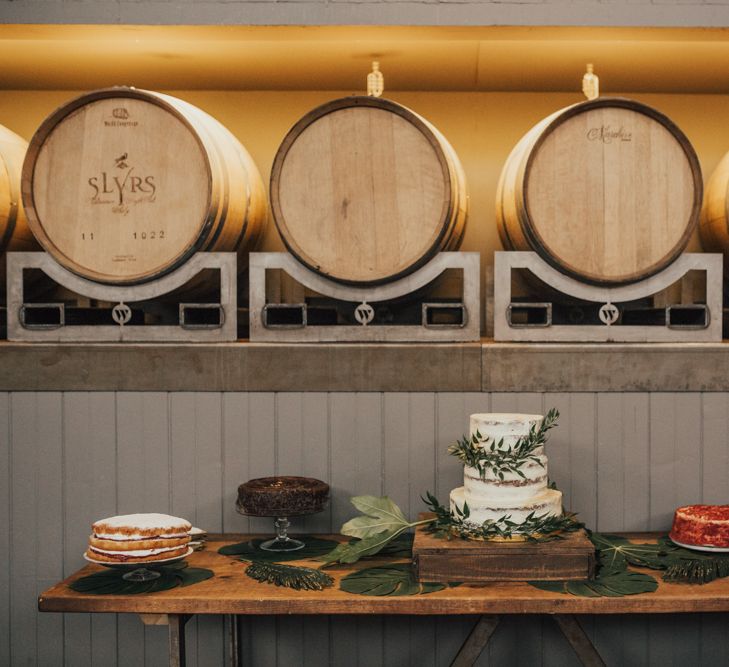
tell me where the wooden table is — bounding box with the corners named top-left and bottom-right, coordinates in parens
top-left (38, 533), bottom-right (729, 667)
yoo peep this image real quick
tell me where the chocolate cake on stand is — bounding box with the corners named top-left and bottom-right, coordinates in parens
top-left (237, 476), bottom-right (330, 552)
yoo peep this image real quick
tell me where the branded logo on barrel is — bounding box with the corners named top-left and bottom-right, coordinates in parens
top-left (88, 153), bottom-right (157, 214)
top-left (587, 126), bottom-right (632, 143)
top-left (104, 106), bottom-right (138, 127)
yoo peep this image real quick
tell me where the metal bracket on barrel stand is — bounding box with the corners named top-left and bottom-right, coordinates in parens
top-left (6, 251), bottom-right (237, 342)
top-left (248, 251), bottom-right (480, 342)
top-left (493, 251), bottom-right (722, 343)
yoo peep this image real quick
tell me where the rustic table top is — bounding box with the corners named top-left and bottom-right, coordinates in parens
top-left (38, 532), bottom-right (729, 616)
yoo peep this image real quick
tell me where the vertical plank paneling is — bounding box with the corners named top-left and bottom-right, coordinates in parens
top-left (620, 394), bottom-right (651, 532)
top-left (546, 393), bottom-right (572, 511)
top-left (541, 393), bottom-right (587, 667)
top-left (3, 388), bottom-right (724, 667)
top-left (699, 394), bottom-right (729, 667)
top-left (649, 393), bottom-right (702, 531)
top-left (595, 396), bottom-right (650, 667)
top-left (701, 393), bottom-right (729, 504)
top-left (8, 393), bottom-right (35, 666)
top-left (596, 393), bottom-right (650, 532)
top-left (408, 394), bottom-right (437, 667)
top-left (648, 394), bottom-right (702, 666)
top-left (233, 394), bottom-right (277, 667)
top-left (485, 393), bottom-right (548, 666)
top-left (0, 394), bottom-right (9, 667)
top-left (435, 393), bottom-right (487, 501)
top-left (221, 393), bottom-right (249, 534)
top-left (329, 393), bottom-right (382, 530)
top-left (277, 392), bottom-right (330, 534)
top-left (330, 393), bottom-right (383, 667)
top-left (380, 398), bottom-right (413, 667)
top-left (63, 392), bottom-right (117, 667)
top-left (565, 393), bottom-right (597, 528)
top-left (407, 393), bottom-right (437, 519)
top-left (170, 393), bottom-right (225, 667)
top-left (434, 393), bottom-right (486, 666)
top-left (116, 392), bottom-right (170, 514)
top-left (34, 393), bottom-right (65, 667)
top-left (275, 393), bottom-right (330, 667)
top-left (115, 392), bottom-right (170, 667)
top-left (384, 394), bottom-right (410, 515)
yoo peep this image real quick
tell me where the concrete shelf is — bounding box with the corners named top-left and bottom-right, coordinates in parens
top-left (2, 340), bottom-right (728, 392)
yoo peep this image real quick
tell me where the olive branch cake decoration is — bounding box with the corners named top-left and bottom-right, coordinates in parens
top-left (447, 408), bottom-right (559, 480)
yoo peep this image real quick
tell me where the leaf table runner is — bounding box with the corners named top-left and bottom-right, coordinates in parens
top-left (70, 562), bottom-right (213, 595)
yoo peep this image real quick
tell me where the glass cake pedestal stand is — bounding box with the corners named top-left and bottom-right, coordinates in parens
top-left (84, 548), bottom-right (193, 581)
top-left (260, 517), bottom-right (306, 552)
top-left (236, 476), bottom-right (330, 553)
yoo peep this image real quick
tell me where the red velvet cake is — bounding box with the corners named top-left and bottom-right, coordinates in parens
top-left (670, 505), bottom-right (729, 548)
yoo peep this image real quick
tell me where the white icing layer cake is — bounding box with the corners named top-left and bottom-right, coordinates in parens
top-left (450, 413), bottom-right (562, 530)
top-left (85, 513), bottom-right (192, 563)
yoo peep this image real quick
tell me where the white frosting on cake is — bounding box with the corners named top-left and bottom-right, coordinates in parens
top-left (89, 545), bottom-right (185, 557)
top-left (469, 413), bottom-right (542, 448)
top-left (92, 513), bottom-right (191, 539)
top-left (463, 455), bottom-right (548, 502)
top-left (450, 486), bottom-right (562, 525)
top-left (450, 413), bottom-right (563, 530)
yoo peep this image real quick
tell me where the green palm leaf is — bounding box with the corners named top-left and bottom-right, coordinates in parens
top-left (244, 561), bottom-right (333, 591)
top-left (340, 563), bottom-right (446, 597)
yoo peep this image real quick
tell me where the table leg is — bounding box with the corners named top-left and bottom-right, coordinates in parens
top-left (552, 614), bottom-right (606, 667)
top-left (228, 614), bottom-right (241, 667)
top-left (450, 615), bottom-right (500, 667)
top-left (168, 614), bottom-right (191, 667)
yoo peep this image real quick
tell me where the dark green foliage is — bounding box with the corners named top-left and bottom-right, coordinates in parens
top-left (340, 563), bottom-right (446, 596)
top-left (69, 563), bottom-right (213, 595)
top-left (447, 408), bottom-right (559, 479)
top-left (422, 491), bottom-right (583, 543)
top-left (530, 532), bottom-right (729, 598)
top-left (218, 536), bottom-right (339, 561)
top-left (244, 561), bottom-right (334, 591)
top-left (531, 569), bottom-right (658, 597)
top-left (593, 533), bottom-right (729, 585)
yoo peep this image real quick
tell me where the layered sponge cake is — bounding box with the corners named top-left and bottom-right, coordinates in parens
top-left (86, 513), bottom-right (192, 563)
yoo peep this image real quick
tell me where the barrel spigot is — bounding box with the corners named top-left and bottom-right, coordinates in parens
top-left (367, 61), bottom-right (384, 98)
top-left (582, 63), bottom-right (599, 101)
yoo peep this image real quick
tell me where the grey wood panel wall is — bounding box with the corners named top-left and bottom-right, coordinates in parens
top-left (3, 391), bottom-right (729, 666)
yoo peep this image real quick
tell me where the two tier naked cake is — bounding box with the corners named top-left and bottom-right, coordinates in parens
top-left (449, 412), bottom-right (562, 532)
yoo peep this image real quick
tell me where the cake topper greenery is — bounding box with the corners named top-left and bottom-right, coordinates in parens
top-left (447, 408), bottom-right (559, 480)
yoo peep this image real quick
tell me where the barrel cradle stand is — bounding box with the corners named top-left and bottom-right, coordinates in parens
top-left (6, 252), bottom-right (237, 342)
top-left (249, 251), bottom-right (480, 342)
top-left (493, 251), bottom-right (722, 342)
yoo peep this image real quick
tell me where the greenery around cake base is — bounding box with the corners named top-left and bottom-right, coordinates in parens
top-left (320, 492), bottom-right (582, 567)
top-left (423, 492), bottom-right (583, 543)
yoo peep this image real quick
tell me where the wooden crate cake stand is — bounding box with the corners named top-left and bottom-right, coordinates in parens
top-left (413, 513), bottom-right (595, 583)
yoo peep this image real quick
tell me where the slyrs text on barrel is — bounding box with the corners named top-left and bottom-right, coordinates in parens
top-left (22, 87), bottom-right (267, 285)
top-left (496, 97), bottom-right (702, 286)
top-left (270, 96), bottom-right (468, 286)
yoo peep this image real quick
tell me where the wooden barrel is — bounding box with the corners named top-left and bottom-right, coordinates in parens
top-left (496, 97), bottom-right (702, 286)
top-left (22, 88), bottom-right (267, 285)
top-left (699, 152), bottom-right (729, 268)
top-left (270, 96), bottom-right (468, 285)
top-left (0, 124), bottom-right (36, 255)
